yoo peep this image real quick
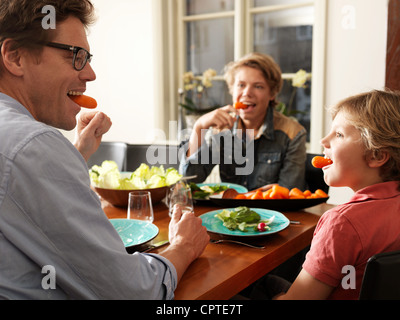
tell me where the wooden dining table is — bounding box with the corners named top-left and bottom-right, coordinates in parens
top-left (103, 199), bottom-right (334, 300)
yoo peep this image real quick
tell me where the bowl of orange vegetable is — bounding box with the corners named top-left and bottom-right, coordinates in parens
top-left (210, 184), bottom-right (329, 211)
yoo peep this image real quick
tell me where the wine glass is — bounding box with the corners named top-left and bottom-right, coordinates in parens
top-left (127, 191), bottom-right (154, 223)
top-left (168, 181), bottom-right (194, 217)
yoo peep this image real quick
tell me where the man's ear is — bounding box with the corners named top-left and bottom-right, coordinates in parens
top-left (1, 39), bottom-right (24, 77)
top-left (367, 150), bottom-right (390, 168)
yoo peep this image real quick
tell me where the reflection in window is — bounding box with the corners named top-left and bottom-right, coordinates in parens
top-left (181, 0), bottom-right (314, 141)
top-left (253, 7), bottom-right (313, 72)
top-left (186, 0), bottom-right (234, 15)
top-left (278, 80), bottom-right (312, 142)
top-left (253, 6), bottom-right (313, 138)
top-left (186, 18), bottom-right (234, 76)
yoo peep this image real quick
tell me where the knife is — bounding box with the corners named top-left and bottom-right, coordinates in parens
top-left (141, 240), bottom-right (169, 253)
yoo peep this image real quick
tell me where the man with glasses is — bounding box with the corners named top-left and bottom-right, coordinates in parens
top-left (44, 42), bottom-right (93, 71)
top-left (0, 0), bottom-right (208, 300)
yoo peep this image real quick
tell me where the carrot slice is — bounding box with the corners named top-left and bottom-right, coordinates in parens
top-left (263, 189), bottom-right (273, 199)
top-left (315, 189), bottom-right (329, 198)
top-left (69, 94), bottom-right (97, 109)
top-left (311, 156), bottom-right (333, 169)
top-left (290, 195), bottom-right (306, 199)
top-left (235, 194), bottom-right (246, 199)
top-left (289, 188), bottom-right (305, 199)
top-left (251, 190), bottom-right (264, 200)
top-left (303, 190), bottom-right (312, 197)
top-left (234, 101), bottom-right (247, 109)
top-left (269, 185), bottom-right (290, 199)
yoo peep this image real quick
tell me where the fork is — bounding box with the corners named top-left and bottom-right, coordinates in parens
top-left (210, 239), bottom-right (265, 249)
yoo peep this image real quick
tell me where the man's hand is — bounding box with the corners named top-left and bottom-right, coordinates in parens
top-left (168, 205), bottom-right (210, 261)
top-left (74, 111), bottom-right (112, 161)
top-left (186, 105), bottom-right (238, 158)
top-left (159, 205), bottom-right (210, 282)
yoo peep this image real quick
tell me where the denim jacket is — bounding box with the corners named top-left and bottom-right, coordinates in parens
top-left (179, 107), bottom-right (307, 191)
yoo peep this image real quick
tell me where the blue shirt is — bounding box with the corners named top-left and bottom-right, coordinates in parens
top-left (0, 93), bottom-right (177, 299)
top-left (180, 107), bottom-right (307, 190)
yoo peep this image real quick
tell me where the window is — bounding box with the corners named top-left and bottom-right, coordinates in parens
top-left (171, 0), bottom-right (326, 151)
top-left (252, 3), bottom-right (314, 141)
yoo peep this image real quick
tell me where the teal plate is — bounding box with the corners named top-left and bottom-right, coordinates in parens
top-left (110, 219), bottom-right (159, 247)
top-left (197, 182), bottom-right (248, 194)
top-left (193, 183), bottom-right (248, 204)
top-left (199, 208), bottom-right (289, 238)
top-left (210, 196), bottom-right (329, 211)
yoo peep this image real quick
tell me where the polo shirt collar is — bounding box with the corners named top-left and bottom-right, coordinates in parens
top-left (351, 181), bottom-right (400, 202)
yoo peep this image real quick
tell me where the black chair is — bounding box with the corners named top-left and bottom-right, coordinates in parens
top-left (359, 250), bottom-right (400, 300)
top-left (87, 141), bottom-right (128, 171)
top-left (126, 144), bottom-right (180, 171)
top-left (305, 153), bottom-right (329, 193)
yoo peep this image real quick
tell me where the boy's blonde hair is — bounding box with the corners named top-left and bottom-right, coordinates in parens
top-left (223, 52), bottom-right (283, 107)
top-left (330, 90), bottom-right (400, 185)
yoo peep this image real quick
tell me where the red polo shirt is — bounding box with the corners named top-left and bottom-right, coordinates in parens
top-left (303, 181), bottom-right (400, 300)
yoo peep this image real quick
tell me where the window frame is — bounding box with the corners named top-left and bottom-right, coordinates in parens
top-left (165, 0), bottom-right (327, 152)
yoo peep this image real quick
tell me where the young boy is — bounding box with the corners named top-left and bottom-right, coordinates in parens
top-left (274, 90), bottom-right (400, 299)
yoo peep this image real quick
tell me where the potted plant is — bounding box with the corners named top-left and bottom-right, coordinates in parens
top-left (276, 69), bottom-right (310, 118)
top-left (178, 68), bottom-right (221, 130)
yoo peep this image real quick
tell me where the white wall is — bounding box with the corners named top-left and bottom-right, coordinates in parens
top-left (63, 0), bottom-right (158, 144)
top-left (324, 0), bottom-right (388, 204)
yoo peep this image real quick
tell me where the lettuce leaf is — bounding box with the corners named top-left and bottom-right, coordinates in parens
top-left (90, 161), bottom-right (182, 190)
top-left (215, 207), bottom-right (261, 232)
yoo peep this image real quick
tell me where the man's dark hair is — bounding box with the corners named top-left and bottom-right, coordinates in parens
top-left (0, 0), bottom-right (95, 52)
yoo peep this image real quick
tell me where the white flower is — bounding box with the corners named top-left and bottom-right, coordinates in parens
top-left (202, 78), bottom-right (213, 88)
top-left (179, 68), bottom-right (220, 113)
top-left (184, 83), bottom-right (195, 91)
top-left (292, 69), bottom-right (308, 88)
top-left (183, 71), bottom-right (194, 84)
top-left (181, 68), bottom-right (217, 92)
top-left (202, 69), bottom-right (217, 88)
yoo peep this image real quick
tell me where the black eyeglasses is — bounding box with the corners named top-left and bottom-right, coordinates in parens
top-left (45, 42), bottom-right (93, 71)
